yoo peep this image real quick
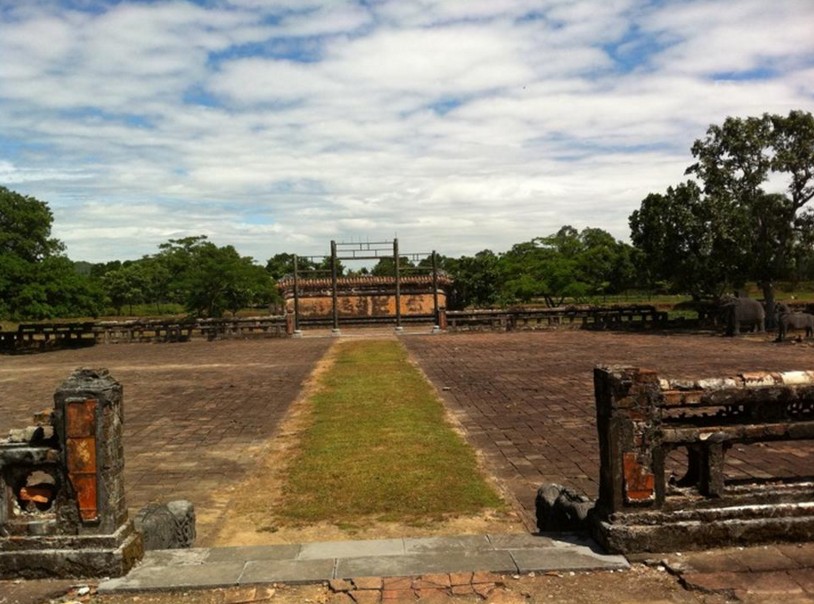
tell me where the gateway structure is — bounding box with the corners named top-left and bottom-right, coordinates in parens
top-left (278, 239), bottom-right (451, 333)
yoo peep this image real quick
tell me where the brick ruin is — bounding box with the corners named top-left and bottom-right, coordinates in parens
top-left (0, 368), bottom-right (143, 578)
top-left (592, 366), bottom-right (814, 553)
top-left (0, 368), bottom-right (197, 578)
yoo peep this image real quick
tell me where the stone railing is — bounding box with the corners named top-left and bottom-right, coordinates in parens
top-left (0, 317), bottom-right (288, 352)
top-left (0, 322), bottom-right (97, 353)
top-left (446, 305), bottom-right (667, 332)
top-left (96, 316), bottom-right (287, 342)
top-left (591, 366), bottom-right (814, 553)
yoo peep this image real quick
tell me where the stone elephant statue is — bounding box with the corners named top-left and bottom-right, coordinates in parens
top-left (777, 312), bottom-right (814, 341)
top-left (721, 297), bottom-right (765, 336)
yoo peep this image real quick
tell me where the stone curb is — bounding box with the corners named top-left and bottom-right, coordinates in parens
top-left (98, 533), bottom-right (628, 593)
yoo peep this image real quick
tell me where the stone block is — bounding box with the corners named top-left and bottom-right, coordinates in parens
top-left (135, 500), bottom-right (196, 550)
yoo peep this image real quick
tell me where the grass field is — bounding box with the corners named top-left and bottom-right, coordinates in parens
top-left (278, 339), bottom-right (504, 524)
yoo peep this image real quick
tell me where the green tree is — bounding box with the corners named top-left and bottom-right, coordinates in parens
top-left (101, 263), bottom-right (149, 315)
top-left (138, 256), bottom-right (173, 313)
top-left (0, 186), bottom-right (64, 261)
top-left (154, 235), bottom-right (212, 305)
top-left (444, 250), bottom-right (503, 309)
top-left (0, 187), bottom-right (100, 319)
top-left (500, 226), bottom-right (635, 306)
top-left (370, 256), bottom-right (414, 277)
top-left (629, 181), bottom-right (745, 300)
top-left (686, 110), bottom-right (814, 320)
top-left (181, 241), bottom-right (275, 317)
top-left (266, 253), bottom-right (316, 280)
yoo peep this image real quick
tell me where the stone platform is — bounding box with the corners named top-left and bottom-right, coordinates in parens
top-left (97, 533), bottom-right (627, 592)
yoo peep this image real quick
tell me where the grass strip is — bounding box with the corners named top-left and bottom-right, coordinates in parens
top-left (279, 339), bottom-right (504, 524)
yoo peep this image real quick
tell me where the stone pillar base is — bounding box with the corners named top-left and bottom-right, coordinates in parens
top-left (591, 501), bottom-right (814, 554)
top-left (0, 521), bottom-right (143, 579)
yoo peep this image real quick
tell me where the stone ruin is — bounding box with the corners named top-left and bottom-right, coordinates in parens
top-left (0, 368), bottom-right (195, 579)
top-left (590, 366), bottom-right (814, 553)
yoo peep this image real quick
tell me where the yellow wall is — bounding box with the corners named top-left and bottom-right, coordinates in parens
top-left (285, 292), bottom-right (445, 317)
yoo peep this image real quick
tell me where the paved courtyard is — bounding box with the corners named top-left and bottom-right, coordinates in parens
top-left (2, 330), bottom-right (813, 543)
top-left (404, 331), bottom-right (814, 525)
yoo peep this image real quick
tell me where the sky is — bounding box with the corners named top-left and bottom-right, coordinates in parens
top-left (1, 0), bottom-right (813, 264)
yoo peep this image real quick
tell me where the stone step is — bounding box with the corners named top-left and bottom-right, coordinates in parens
top-left (98, 533), bottom-right (628, 593)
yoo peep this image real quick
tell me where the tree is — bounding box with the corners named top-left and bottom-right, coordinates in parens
top-left (629, 181), bottom-right (745, 300)
top-left (686, 110), bottom-right (814, 321)
top-left (371, 256), bottom-right (414, 277)
top-left (575, 227), bottom-right (636, 296)
top-left (444, 250), bottom-right (503, 309)
top-left (0, 186), bottom-right (63, 262)
top-left (266, 253), bottom-right (315, 280)
top-left (181, 241), bottom-right (275, 317)
top-left (499, 226), bottom-right (636, 306)
top-left (0, 187), bottom-right (100, 319)
top-left (101, 263), bottom-right (149, 315)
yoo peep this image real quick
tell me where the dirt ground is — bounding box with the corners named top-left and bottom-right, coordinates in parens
top-left (3, 564), bottom-right (736, 604)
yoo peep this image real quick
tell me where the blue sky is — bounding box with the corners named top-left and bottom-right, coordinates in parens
top-left (1, 0), bottom-right (813, 263)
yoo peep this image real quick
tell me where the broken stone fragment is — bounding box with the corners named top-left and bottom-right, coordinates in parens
top-left (535, 483), bottom-right (594, 532)
top-left (135, 500), bottom-right (196, 550)
top-left (7, 426), bottom-right (44, 443)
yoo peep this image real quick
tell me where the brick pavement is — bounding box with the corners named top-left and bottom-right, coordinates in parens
top-left (403, 331), bottom-right (814, 525)
top-left (0, 338), bottom-right (331, 544)
top-left (661, 542), bottom-right (814, 601)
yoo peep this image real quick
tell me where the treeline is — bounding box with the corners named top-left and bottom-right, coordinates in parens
top-left (0, 183), bottom-right (636, 320)
top-left (2, 110), bottom-right (812, 321)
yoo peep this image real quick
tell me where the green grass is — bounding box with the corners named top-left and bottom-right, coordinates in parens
top-left (279, 339), bottom-right (504, 524)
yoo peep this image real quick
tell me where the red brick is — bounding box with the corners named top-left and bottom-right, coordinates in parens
top-left (413, 589), bottom-right (449, 602)
top-left (448, 572), bottom-right (473, 586)
top-left (744, 571), bottom-right (805, 595)
top-left (680, 571), bottom-right (743, 593)
top-left (414, 573), bottom-right (450, 588)
top-left (472, 571), bottom-right (503, 585)
top-left (451, 584), bottom-right (474, 595)
top-left (353, 577), bottom-right (383, 590)
top-left (382, 577), bottom-right (412, 591)
top-left (473, 582), bottom-right (496, 598)
top-left (350, 591), bottom-right (381, 604)
top-left (381, 588), bottom-right (415, 601)
top-left (330, 579), bottom-right (354, 593)
top-left (622, 452), bottom-right (655, 501)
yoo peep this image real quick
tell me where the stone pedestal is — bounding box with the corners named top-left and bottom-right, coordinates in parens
top-left (0, 368), bottom-right (143, 578)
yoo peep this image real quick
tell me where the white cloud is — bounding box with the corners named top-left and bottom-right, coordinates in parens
top-left (1, 0), bottom-right (812, 263)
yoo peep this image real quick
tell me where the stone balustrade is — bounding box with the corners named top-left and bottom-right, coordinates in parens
top-left (592, 366), bottom-right (814, 553)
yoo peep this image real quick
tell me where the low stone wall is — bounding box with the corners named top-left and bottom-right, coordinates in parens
top-left (446, 305), bottom-right (667, 332)
top-left (591, 366), bottom-right (814, 553)
top-left (0, 317), bottom-right (288, 352)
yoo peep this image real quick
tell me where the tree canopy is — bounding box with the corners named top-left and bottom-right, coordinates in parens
top-left (0, 187), bottom-right (101, 320)
top-left (630, 110), bottom-right (814, 308)
top-left (97, 236), bottom-right (278, 318)
top-left (439, 226), bottom-right (635, 309)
